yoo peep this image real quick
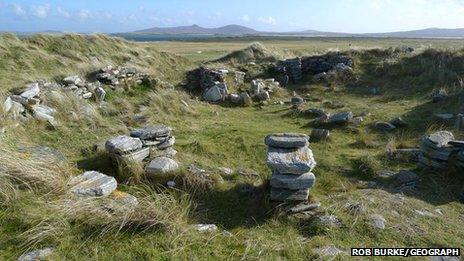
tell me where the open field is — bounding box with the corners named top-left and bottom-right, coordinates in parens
top-left (1, 34), bottom-right (464, 260)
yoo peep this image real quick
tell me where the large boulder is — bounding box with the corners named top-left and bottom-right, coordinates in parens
top-left (266, 146), bottom-right (316, 174)
top-left (328, 111), bottom-right (353, 124)
top-left (70, 171), bottom-right (117, 197)
top-left (265, 133), bottom-right (309, 148)
top-left (145, 157), bottom-right (179, 175)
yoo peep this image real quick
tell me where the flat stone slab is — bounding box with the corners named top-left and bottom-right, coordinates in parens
top-left (266, 146), bottom-right (316, 174)
top-left (157, 136), bottom-right (175, 149)
top-left (265, 133), bottom-right (309, 148)
top-left (115, 147), bottom-right (149, 163)
top-left (130, 125), bottom-right (172, 140)
top-left (105, 135), bottom-right (142, 155)
top-left (270, 187), bottom-right (309, 201)
top-left (374, 122), bottom-right (396, 131)
top-left (145, 157), bottom-right (179, 175)
top-left (20, 83), bottom-right (40, 99)
top-left (270, 172), bottom-right (316, 190)
top-left (70, 171), bottom-right (117, 197)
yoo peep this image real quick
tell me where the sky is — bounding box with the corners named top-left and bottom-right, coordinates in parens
top-left (0, 0), bottom-right (464, 33)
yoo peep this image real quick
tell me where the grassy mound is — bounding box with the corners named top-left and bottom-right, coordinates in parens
top-left (212, 42), bottom-right (281, 64)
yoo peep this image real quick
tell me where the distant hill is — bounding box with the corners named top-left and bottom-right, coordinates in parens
top-left (123, 25), bottom-right (464, 40)
top-left (363, 28), bottom-right (464, 38)
top-left (133, 24), bottom-right (258, 35)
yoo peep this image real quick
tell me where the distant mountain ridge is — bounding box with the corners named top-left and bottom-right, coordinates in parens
top-left (134, 24), bottom-right (258, 35)
top-left (129, 25), bottom-right (464, 38)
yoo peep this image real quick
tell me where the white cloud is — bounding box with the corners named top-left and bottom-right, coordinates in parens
top-left (12, 4), bottom-right (26, 17)
top-left (259, 16), bottom-right (277, 25)
top-left (56, 7), bottom-right (70, 18)
top-left (78, 9), bottom-right (91, 20)
top-left (242, 15), bottom-right (250, 22)
top-left (31, 4), bottom-right (50, 19)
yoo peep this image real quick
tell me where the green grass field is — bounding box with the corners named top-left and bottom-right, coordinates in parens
top-left (1, 34), bottom-right (464, 260)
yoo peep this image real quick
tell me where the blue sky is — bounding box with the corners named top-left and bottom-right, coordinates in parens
top-left (0, 0), bottom-right (464, 33)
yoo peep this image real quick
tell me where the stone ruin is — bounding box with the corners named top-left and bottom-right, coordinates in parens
top-left (95, 65), bottom-right (151, 88)
top-left (419, 130), bottom-right (464, 170)
top-left (265, 133), bottom-right (317, 201)
top-left (105, 124), bottom-right (179, 177)
top-left (276, 53), bottom-right (354, 83)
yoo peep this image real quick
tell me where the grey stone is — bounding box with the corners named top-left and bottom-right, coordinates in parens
top-left (218, 167), bottom-right (233, 175)
top-left (95, 87), bottom-right (106, 102)
top-left (3, 96), bottom-right (12, 113)
top-left (435, 113), bottom-right (454, 121)
top-left (194, 224), bottom-right (218, 232)
top-left (306, 108), bottom-right (326, 117)
top-left (82, 92), bottom-right (93, 99)
top-left (164, 147), bottom-right (178, 158)
top-left (266, 146), bottom-right (316, 174)
top-left (145, 157), bottom-right (179, 175)
top-left (20, 83), bottom-right (40, 99)
top-left (311, 129), bottom-right (330, 140)
top-left (316, 246), bottom-right (343, 257)
top-left (157, 136), bottom-right (175, 149)
top-left (229, 93), bottom-right (242, 104)
top-left (18, 247), bottom-right (53, 261)
top-left (115, 147), bottom-right (149, 163)
top-left (256, 91), bottom-right (270, 101)
top-left (351, 116), bottom-right (364, 126)
top-left (265, 133), bottom-right (309, 148)
top-left (270, 171), bottom-right (315, 190)
top-left (270, 187), bottom-right (309, 201)
top-left (203, 83), bottom-right (228, 102)
top-left (375, 170), bottom-right (396, 179)
top-left (64, 75), bottom-right (83, 86)
top-left (240, 92), bottom-right (252, 106)
top-left (106, 191), bottom-right (139, 211)
top-left (70, 171), bottom-right (117, 197)
top-left (328, 111), bottom-right (353, 124)
top-left (389, 117), bottom-right (407, 127)
top-left (105, 135), bottom-right (143, 155)
top-left (291, 96), bottom-right (304, 107)
top-left (370, 214), bottom-right (386, 230)
top-left (317, 215), bottom-right (341, 227)
top-left (34, 104), bottom-right (57, 117)
top-left (130, 125), bottom-right (172, 140)
top-left (426, 131), bottom-right (454, 147)
top-left (374, 122), bottom-right (396, 131)
top-left (288, 202), bottom-right (321, 213)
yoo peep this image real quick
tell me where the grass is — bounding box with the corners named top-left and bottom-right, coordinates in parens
top-left (1, 34), bottom-right (464, 259)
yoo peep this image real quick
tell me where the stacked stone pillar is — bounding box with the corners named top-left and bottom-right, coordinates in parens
top-left (265, 133), bottom-right (317, 201)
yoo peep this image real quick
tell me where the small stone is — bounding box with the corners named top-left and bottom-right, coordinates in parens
top-left (328, 111), bottom-right (353, 124)
top-left (374, 122), bottom-right (396, 131)
top-left (392, 170), bottom-right (419, 187)
top-left (229, 93), bottom-right (242, 104)
top-left (18, 247), bottom-right (53, 261)
top-left (145, 157), bottom-right (179, 175)
top-left (157, 136), bottom-right (175, 150)
top-left (20, 83), bottom-right (40, 99)
top-left (310, 129), bottom-right (330, 140)
top-left (70, 171), bottom-right (117, 197)
top-left (344, 201), bottom-right (366, 214)
top-left (317, 215), bottom-right (341, 227)
top-left (370, 214), bottom-right (386, 230)
top-left (164, 147), bottom-right (177, 158)
top-left (389, 117), bottom-right (407, 127)
top-left (265, 133), bottom-right (309, 148)
top-left (316, 246), bottom-right (343, 257)
top-left (194, 224), bottom-right (218, 232)
top-left (64, 75), bottom-right (83, 86)
top-left (288, 202), bottom-right (321, 213)
top-left (82, 92), bottom-right (93, 99)
top-left (240, 92), bottom-right (252, 106)
top-left (108, 191), bottom-right (139, 210)
top-left (375, 170), bottom-right (396, 179)
top-left (434, 113), bottom-right (454, 122)
top-left (167, 180), bottom-right (176, 188)
top-left (3, 96), bottom-right (12, 113)
top-left (351, 116), bottom-right (364, 126)
top-left (218, 167), bottom-right (234, 175)
top-left (105, 136), bottom-right (143, 155)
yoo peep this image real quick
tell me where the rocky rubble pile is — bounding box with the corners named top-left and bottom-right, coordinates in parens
top-left (301, 53), bottom-right (353, 74)
top-left (105, 124), bottom-right (179, 176)
top-left (265, 133), bottom-right (317, 201)
top-left (3, 82), bottom-right (58, 127)
top-left (95, 65), bottom-right (151, 88)
top-left (277, 58), bottom-right (303, 83)
top-left (62, 75), bottom-right (106, 102)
